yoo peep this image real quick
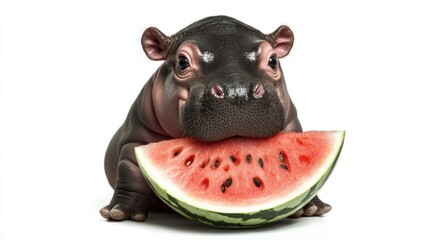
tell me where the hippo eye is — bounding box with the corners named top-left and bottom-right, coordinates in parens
top-left (178, 56), bottom-right (190, 71)
top-left (268, 55), bottom-right (277, 69)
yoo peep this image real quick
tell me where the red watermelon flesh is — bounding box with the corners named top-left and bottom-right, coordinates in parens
top-left (136, 131), bottom-right (343, 212)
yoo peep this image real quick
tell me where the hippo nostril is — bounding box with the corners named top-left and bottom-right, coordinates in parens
top-left (252, 84), bottom-right (265, 98)
top-left (210, 84), bottom-right (224, 98)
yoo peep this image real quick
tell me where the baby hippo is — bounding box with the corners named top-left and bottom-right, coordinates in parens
top-left (100, 16), bottom-right (332, 221)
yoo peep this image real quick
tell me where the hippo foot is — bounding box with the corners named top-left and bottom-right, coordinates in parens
top-left (289, 195), bottom-right (332, 218)
top-left (100, 190), bottom-right (152, 221)
top-left (100, 159), bottom-right (153, 222)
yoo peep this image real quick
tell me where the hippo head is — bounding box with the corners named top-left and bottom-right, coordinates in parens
top-left (141, 16), bottom-right (296, 142)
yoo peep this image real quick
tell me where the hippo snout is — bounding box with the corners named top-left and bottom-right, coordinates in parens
top-left (181, 82), bottom-right (285, 142)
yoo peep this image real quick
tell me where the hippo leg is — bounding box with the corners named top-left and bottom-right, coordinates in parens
top-left (100, 143), bottom-right (154, 222)
top-left (290, 195), bottom-right (332, 218)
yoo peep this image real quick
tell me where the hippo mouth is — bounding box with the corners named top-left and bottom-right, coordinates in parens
top-left (179, 84), bottom-right (285, 142)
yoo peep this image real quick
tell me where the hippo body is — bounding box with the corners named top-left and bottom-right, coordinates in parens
top-left (100, 16), bottom-right (331, 222)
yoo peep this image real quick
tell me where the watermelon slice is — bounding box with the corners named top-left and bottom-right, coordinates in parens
top-left (135, 131), bottom-right (344, 228)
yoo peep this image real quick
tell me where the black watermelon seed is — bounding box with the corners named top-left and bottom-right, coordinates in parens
top-left (253, 177), bottom-right (262, 188)
top-left (221, 184), bottom-right (226, 193)
top-left (230, 155), bottom-right (236, 163)
top-left (200, 159), bottom-right (209, 168)
top-left (225, 178), bottom-right (232, 187)
top-left (172, 147), bottom-right (183, 157)
top-left (246, 154), bottom-right (252, 163)
top-left (279, 152), bottom-right (287, 162)
top-left (258, 158), bottom-right (264, 168)
top-left (184, 155), bottom-right (194, 167)
top-left (280, 164), bottom-right (288, 170)
top-left (214, 160), bottom-right (221, 168)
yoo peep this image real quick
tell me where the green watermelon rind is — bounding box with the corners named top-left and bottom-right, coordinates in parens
top-left (135, 131), bottom-right (344, 228)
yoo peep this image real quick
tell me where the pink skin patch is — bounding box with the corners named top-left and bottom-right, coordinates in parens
top-left (259, 41), bottom-right (282, 80)
top-left (178, 88), bottom-right (188, 122)
top-left (175, 42), bottom-right (201, 81)
top-left (174, 42), bottom-right (202, 117)
top-left (178, 93), bottom-right (188, 109)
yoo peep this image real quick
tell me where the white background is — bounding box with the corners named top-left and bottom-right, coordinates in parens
top-left (1, 0), bottom-right (429, 239)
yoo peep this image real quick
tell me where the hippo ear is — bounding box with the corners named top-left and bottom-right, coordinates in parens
top-left (267, 25), bottom-right (294, 58)
top-left (141, 27), bottom-right (171, 61)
